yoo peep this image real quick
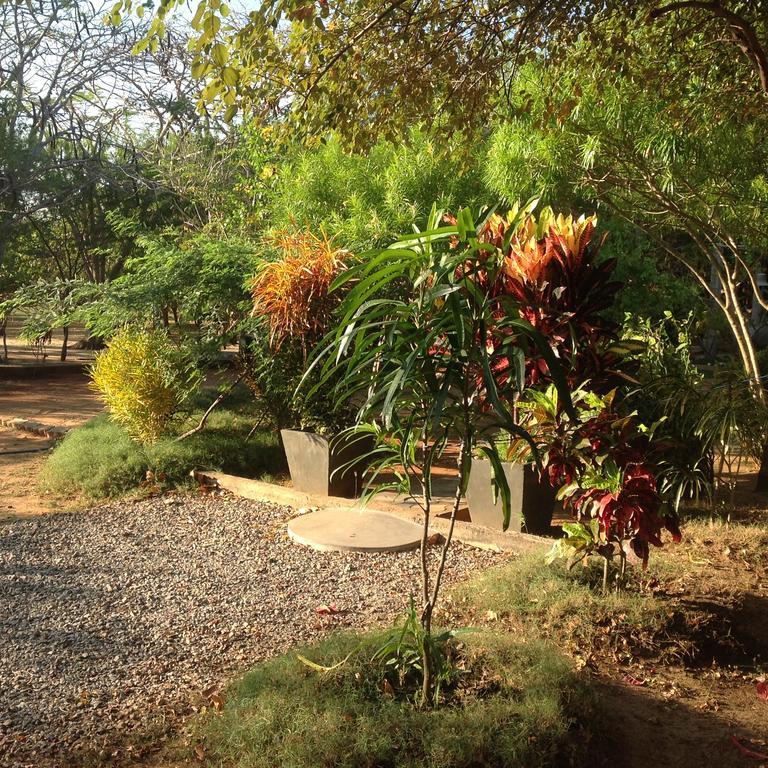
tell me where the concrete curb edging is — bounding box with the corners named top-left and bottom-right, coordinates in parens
top-left (192, 469), bottom-right (553, 555)
top-left (0, 416), bottom-right (69, 440)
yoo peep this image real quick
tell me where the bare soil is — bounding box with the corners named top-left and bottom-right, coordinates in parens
top-left (592, 518), bottom-right (768, 768)
top-left (0, 429), bottom-right (57, 517)
top-left (0, 375), bottom-right (102, 428)
top-left (0, 373), bottom-right (102, 517)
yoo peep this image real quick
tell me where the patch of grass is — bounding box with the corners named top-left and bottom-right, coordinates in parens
top-left (194, 630), bottom-right (593, 768)
top-left (452, 555), bottom-right (669, 658)
top-left (39, 386), bottom-right (285, 500)
top-left (671, 518), bottom-right (768, 568)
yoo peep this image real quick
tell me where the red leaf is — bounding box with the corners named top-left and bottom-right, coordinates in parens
top-left (757, 681), bottom-right (768, 701)
top-left (622, 673), bottom-right (645, 687)
top-left (730, 734), bottom-right (768, 760)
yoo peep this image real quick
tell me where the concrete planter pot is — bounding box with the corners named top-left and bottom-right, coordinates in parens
top-left (466, 459), bottom-right (555, 535)
top-left (280, 429), bottom-right (372, 498)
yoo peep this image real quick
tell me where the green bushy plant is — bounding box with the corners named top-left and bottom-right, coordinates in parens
top-left (40, 393), bottom-right (285, 499)
top-left (268, 130), bottom-right (487, 251)
top-left (196, 629), bottom-right (589, 768)
top-left (90, 327), bottom-right (201, 444)
top-left (625, 313), bottom-right (768, 506)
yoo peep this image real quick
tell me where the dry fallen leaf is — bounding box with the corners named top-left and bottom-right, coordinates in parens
top-left (194, 743), bottom-right (206, 761)
top-left (315, 603), bottom-right (339, 615)
top-left (730, 734), bottom-right (768, 761)
top-left (209, 692), bottom-right (225, 712)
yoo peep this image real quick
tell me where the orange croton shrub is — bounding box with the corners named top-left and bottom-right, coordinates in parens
top-left (250, 229), bottom-right (348, 354)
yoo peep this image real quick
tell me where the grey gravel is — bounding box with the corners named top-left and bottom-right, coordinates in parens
top-left (0, 493), bottom-right (502, 766)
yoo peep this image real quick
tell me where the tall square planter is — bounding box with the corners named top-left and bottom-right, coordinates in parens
top-left (466, 459), bottom-right (555, 535)
top-left (280, 429), bottom-right (372, 498)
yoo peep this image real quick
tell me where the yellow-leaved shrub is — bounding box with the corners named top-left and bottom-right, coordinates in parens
top-left (90, 328), bottom-right (199, 444)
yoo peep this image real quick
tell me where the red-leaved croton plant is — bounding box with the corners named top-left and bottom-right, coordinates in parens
top-left (449, 208), bottom-right (681, 573)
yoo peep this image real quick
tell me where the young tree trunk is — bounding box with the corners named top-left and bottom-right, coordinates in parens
top-left (419, 435), bottom-right (468, 707)
top-left (716, 273), bottom-right (768, 492)
top-left (755, 442), bottom-right (768, 492)
top-left (60, 325), bottom-right (69, 361)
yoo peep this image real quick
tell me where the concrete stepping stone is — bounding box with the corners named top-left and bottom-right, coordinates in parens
top-left (287, 506), bottom-right (422, 553)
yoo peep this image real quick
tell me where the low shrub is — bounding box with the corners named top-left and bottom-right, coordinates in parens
top-left (90, 327), bottom-right (201, 444)
top-left (40, 388), bottom-right (285, 499)
top-left (195, 630), bottom-right (592, 768)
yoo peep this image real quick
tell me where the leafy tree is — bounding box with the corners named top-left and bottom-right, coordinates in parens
top-left (488, 12), bottom-right (768, 485)
top-left (313, 204), bottom-right (572, 704)
top-left (109, 1), bottom-right (767, 146)
top-left (267, 130), bottom-right (487, 250)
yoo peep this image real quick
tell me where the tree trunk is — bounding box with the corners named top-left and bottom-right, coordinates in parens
top-left (60, 325), bottom-right (69, 361)
top-left (420, 608), bottom-right (433, 707)
top-left (755, 441), bottom-right (768, 492)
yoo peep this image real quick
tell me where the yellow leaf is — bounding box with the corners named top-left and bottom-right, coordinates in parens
top-left (221, 66), bottom-right (238, 86)
top-left (296, 651), bottom-right (354, 672)
top-left (211, 42), bottom-right (228, 67)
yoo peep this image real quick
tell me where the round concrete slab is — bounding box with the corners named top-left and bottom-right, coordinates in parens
top-left (287, 507), bottom-right (422, 553)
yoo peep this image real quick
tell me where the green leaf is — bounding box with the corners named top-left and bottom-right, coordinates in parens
top-left (476, 443), bottom-right (512, 530)
top-left (221, 66), bottom-right (239, 86)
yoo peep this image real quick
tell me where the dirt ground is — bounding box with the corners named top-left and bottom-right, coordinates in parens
top-left (0, 374), bottom-right (102, 427)
top-left (0, 373), bottom-right (102, 517)
top-left (0, 429), bottom-right (55, 517)
top-left (594, 514), bottom-right (768, 768)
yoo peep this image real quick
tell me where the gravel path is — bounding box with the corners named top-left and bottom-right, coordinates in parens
top-left (0, 494), bottom-right (502, 767)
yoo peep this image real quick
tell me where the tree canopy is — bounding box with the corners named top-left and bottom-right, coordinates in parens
top-left (107, 1), bottom-right (768, 146)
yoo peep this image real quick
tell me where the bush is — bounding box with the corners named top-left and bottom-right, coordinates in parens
top-left (40, 388), bottom-right (286, 499)
top-left (196, 630), bottom-right (591, 768)
top-left (90, 327), bottom-right (200, 444)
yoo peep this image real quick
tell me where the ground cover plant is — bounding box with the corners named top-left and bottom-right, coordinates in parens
top-left (39, 385), bottom-right (285, 499)
top-left (190, 629), bottom-right (593, 768)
